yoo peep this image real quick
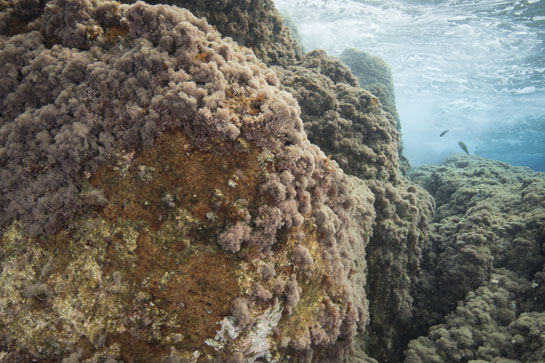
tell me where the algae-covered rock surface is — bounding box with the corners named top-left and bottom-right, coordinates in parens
top-left (0, 0), bottom-right (431, 361)
top-left (407, 155), bottom-right (545, 363)
top-left (122, 0), bottom-right (304, 68)
top-left (274, 47), bottom-right (435, 363)
top-left (0, 0), bottom-right (373, 361)
top-left (340, 48), bottom-right (410, 175)
top-left (4, 0), bottom-right (543, 362)
top-left (274, 49), bottom-right (400, 182)
top-left (340, 48), bottom-right (399, 131)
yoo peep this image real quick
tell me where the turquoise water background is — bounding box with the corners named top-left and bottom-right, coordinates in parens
top-left (275, 0), bottom-right (545, 171)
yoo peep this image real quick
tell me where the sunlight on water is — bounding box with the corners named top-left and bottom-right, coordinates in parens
top-left (275, 0), bottom-right (545, 170)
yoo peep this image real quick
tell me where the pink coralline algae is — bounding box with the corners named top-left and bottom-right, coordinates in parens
top-left (0, 0), bottom-right (375, 361)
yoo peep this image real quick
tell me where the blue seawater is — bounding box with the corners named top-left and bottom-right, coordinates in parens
top-left (274, 0), bottom-right (545, 171)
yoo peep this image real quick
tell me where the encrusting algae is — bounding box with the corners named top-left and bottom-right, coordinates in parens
top-left (2, 130), bottom-right (252, 360)
top-left (0, 0), bottom-right (374, 361)
top-left (0, 125), bottom-right (369, 361)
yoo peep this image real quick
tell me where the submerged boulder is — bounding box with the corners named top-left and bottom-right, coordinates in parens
top-left (340, 48), bottom-right (410, 175)
top-left (0, 0), bottom-right (373, 361)
top-left (274, 49), bottom-right (400, 182)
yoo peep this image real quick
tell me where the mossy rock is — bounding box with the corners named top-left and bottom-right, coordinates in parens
top-left (340, 48), bottom-right (400, 130)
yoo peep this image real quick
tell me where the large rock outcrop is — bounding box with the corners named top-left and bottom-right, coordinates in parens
top-left (340, 48), bottom-right (399, 131)
top-left (274, 48), bottom-right (435, 363)
top-left (340, 48), bottom-right (410, 175)
top-left (407, 155), bottom-right (545, 362)
top-left (0, 1), bottom-right (373, 361)
top-left (274, 49), bottom-right (400, 182)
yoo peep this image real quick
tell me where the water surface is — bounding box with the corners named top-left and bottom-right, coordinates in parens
top-left (275, 0), bottom-right (545, 170)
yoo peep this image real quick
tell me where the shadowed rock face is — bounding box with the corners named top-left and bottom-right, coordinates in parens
top-left (274, 49), bottom-right (401, 183)
top-left (407, 155), bottom-right (545, 363)
top-left (340, 48), bottom-right (399, 131)
top-left (273, 48), bottom-right (436, 363)
top-left (340, 48), bottom-right (411, 175)
top-left (0, 0), bottom-right (373, 361)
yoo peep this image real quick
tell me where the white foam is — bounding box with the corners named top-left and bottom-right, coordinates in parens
top-left (274, 0), bottom-right (545, 169)
top-left (512, 87), bottom-right (536, 94)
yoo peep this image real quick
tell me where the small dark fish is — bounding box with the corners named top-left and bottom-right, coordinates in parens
top-left (440, 129), bottom-right (449, 137)
top-left (458, 141), bottom-right (469, 155)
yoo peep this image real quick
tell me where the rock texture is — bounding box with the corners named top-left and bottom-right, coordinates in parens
top-left (340, 48), bottom-right (399, 130)
top-left (407, 155), bottom-right (545, 363)
top-left (9, 1), bottom-right (535, 363)
top-left (340, 48), bottom-right (410, 175)
top-left (274, 49), bottom-right (400, 182)
top-left (363, 177), bottom-right (434, 363)
top-left (0, 0), bottom-right (372, 361)
top-left (274, 48), bottom-right (435, 363)
top-left (123, 0), bottom-right (304, 67)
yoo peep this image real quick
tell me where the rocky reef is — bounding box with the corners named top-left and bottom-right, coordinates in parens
top-left (1, 0), bottom-right (543, 362)
top-left (273, 49), bottom-right (399, 182)
top-left (339, 48), bottom-right (410, 175)
top-left (407, 155), bottom-right (545, 363)
top-left (0, 0), bottom-right (435, 361)
top-left (339, 48), bottom-right (399, 131)
top-left (272, 47), bottom-right (434, 363)
top-left (122, 0), bottom-right (303, 67)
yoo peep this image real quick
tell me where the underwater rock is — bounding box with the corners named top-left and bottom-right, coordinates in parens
top-left (406, 269), bottom-right (545, 363)
top-left (273, 48), bottom-right (435, 363)
top-left (362, 177), bottom-right (434, 363)
top-left (190, 6), bottom-right (436, 360)
top-left (121, 0), bottom-right (304, 67)
top-left (135, 14), bottom-right (432, 361)
top-left (274, 49), bottom-right (400, 182)
top-left (340, 48), bottom-right (400, 131)
top-left (407, 155), bottom-right (545, 362)
top-left (340, 48), bottom-right (410, 175)
top-left (0, 0), bottom-right (374, 361)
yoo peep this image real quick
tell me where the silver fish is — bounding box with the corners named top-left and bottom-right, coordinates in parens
top-left (458, 141), bottom-right (469, 154)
